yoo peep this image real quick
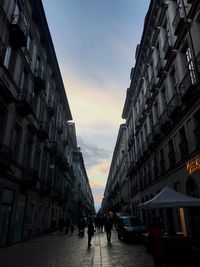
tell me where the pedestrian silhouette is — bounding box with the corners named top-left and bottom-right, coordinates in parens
top-left (87, 218), bottom-right (95, 248)
top-left (104, 213), bottom-right (113, 244)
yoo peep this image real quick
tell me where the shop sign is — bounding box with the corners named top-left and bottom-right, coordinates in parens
top-left (186, 155), bottom-right (200, 175)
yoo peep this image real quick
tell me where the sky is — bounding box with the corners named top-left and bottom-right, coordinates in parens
top-left (42, 0), bottom-right (150, 211)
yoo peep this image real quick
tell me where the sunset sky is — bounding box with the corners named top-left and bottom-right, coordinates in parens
top-left (42, 0), bottom-right (150, 210)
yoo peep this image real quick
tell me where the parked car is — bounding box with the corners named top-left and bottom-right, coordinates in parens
top-left (116, 215), bottom-right (146, 240)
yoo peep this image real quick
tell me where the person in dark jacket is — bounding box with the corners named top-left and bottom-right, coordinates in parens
top-left (87, 218), bottom-right (95, 248)
top-left (104, 213), bottom-right (113, 244)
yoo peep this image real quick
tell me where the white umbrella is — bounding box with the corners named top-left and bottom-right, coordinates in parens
top-left (138, 186), bottom-right (200, 209)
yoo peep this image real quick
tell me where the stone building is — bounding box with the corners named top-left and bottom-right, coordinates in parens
top-left (0, 0), bottom-right (94, 246)
top-left (103, 0), bottom-right (200, 243)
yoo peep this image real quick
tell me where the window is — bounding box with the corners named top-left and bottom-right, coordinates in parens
top-left (170, 67), bottom-right (178, 94)
top-left (20, 67), bottom-right (29, 90)
top-left (163, 19), bottom-right (172, 47)
top-left (159, 148), bottom-right (165, 173)
top-left (34, 148), bottom-right (41, 174)
top-left (41, 153), bottom-right (47, 181)
top-left (161, 86), bottom-right (168, 107)
top-left (0, 108), bottom-right (7, 142)
top-left (185, 47), bottom-right (196, 84)
top-left (11, 124), bottom-right (22, 162)
top-left (179, 127), bottom-right (189, 159)
top-left (23, 138), bottom-right (33, 167)
top-left (168, 139), bottom-right (176, 167)
top-left (154, 101), bottom-right (159, 122)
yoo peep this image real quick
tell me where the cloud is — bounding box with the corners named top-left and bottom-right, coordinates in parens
top-left (94, 194), bottom-right (103, 202)
top-left (78, 137), bottom-right (111, 168)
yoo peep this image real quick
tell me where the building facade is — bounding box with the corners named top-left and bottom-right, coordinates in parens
top-left (0, 0), bottom-right (94, 246)
top-left (103, 0), bottom-right (200, 243)
top-left (102, 124), bottom-right (128, 213)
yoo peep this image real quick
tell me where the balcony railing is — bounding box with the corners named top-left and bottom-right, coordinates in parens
top-left (0, 144), bottom-right (12, 171)
top-left (17, 89), bottom-right (34, 116)
top-left (34, 68), bottom-right (46, 93)
top-left (38, 121), bottom-right (49, 141)
top-left (172, 6), bottom-right (185, 36)
top-left (9, 13), bottom-right (28, 48)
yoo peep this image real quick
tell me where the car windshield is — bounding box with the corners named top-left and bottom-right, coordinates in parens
top-left (123, 217), bottom-right (142, 226)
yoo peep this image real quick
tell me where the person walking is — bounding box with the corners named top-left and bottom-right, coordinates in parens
top-left (87, 218), bottom-right (95, 248)
top-left (104, 213), bottom-right (113, 244)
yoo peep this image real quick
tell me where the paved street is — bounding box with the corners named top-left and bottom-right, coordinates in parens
top-left (0, 228), bottom-right (200, 267)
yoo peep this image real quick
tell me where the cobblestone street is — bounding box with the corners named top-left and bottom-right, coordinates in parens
top-left (0, 229), bottom-right (200, 267)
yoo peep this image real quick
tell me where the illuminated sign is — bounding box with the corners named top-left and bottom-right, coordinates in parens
top-left (186, 155), bottom-right (200, 175)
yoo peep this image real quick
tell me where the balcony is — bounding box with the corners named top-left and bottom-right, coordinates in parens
top-left (16, 89), bottom-right (34, 116)
top-left (0, 144), bottom-right (12, 171)
top-left (34, 68), bottom-right (46, 93)
top-left (37, 121), bottom-right (49, 141)
top-left (179, 70), bottom-right (197, 103)
top-left (163, 36), bottom-right (173, 59)
top-left (172, 7), bottom-right (185, 36)
top-left (179, 139), bottom-right (189, 160)
top-left (22, 167), bottom-right (38, 187)
top-left (45, 141), bottom-right (58, 156)
top-left (9, 13), bottom-right (28, 49)
top-left (156, 57), bottom-right (163, 78)
top-left (47, 99), bottom-right (56, 117)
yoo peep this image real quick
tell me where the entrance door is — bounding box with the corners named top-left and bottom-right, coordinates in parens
top-left (0, 205), bottom-right (12, 246)
top-left (13, 194), bottom-right (26, 243)
top-left (0, 188), bottom-right (14, 246)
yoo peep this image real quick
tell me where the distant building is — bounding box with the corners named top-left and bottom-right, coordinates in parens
top-left (103, 0), bottom-right (200, 243)
top-left (0, 0), bottom-right (94, 246)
